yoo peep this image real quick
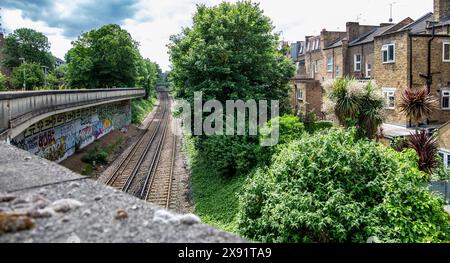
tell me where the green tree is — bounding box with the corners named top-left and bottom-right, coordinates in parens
top-left (238, 128), bottom-right (450, 243)
top-left (136, 58), bottom-right (159, 97)
top-left (11, 63), bottom-right (45, 90)
top-left (65, 24), bottom-right (141, 89)
top-left (2, 28), bottom-right (55, 70)
top-left (168, 1), bottom-right (294, 106)
top-left (168, 1), bottom-right (295, 177)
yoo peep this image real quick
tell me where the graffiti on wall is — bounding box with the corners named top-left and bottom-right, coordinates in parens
top-left (12, 101), bottom-right (131, 163)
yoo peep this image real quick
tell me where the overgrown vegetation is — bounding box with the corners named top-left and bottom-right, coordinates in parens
top-left (0, 73), bottom-right (6, 91)
top-left (131, 97), bottom-right (156, 124)
top-left (81, 137), bottom-right (124, 175)
top-left (237, 128), bottom-right (450, 243)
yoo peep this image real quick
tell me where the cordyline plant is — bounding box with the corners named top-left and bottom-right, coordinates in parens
top-left (323, 78), bottom-right (384, 139)
top-left (408, 129), bottom-right (439, 174)
top-left (398, 87), bottom-right (438, 127)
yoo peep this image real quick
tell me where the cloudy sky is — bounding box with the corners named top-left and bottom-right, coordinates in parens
top-left (1, 0), bottom-right (432, 71)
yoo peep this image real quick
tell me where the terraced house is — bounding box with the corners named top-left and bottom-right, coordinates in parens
top-left (288, 0), bottom-right (450, 171)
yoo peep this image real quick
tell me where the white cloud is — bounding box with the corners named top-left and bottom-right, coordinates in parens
top-left (1, 0), bottom-right (433, 71)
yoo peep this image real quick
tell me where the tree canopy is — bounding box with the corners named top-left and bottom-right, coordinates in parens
top-left (168, 1), bottom-right (294, 106)
top-left (2, 28), bottom-right (55, 70)
top-left (65, 24), bottom-right (143, 89)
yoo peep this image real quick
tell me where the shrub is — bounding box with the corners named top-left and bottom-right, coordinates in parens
top-left (305, 120), bottom-right (334, 134)
top-left (407, 130), bottom-right (440, 175)
top-left (81, 147), bottom-right (108, 165)
top-left (0, 73), bottom-right (7, 91)
top-left (237, 128), bottom-right (450, 243)
top-left (11, 63), bottom-right (45, 90)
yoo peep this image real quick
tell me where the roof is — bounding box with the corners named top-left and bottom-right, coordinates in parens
top-left (349, 25), bottom-right (396, 46)
top-left (397, 12), bottom-right (433, 34)
top-left (325, 37), bottom-right (346, 49)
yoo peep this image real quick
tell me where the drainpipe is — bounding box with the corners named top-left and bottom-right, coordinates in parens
top-left (422, 24), bottom-right (436, 94)
top-left (409, 34), bottom-right (413, 89)
top-left (426, 25), bottom-right (435, 94)
top-left (419, 24), bottom-right (435, 126)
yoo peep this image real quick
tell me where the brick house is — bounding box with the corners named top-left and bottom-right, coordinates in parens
top-left (373, 9), bottom-right (450, 126)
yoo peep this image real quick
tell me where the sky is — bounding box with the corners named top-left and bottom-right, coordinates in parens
top-left (0, 0), bottom-right (433, 71)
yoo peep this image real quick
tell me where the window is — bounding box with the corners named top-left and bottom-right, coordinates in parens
top-left (297, 88), bottom-right (304, 101)
top-left (336, 65), bottom-right (341, 77)
top-left (327, 57), bottom-right (333, 72)
top-left (439, 150), bottom-right (450, 172)
top-left (382, 88), bottom-right (396, 109)
top-left (382, 44), bottom-right (395, 63)
top-left (354, 54), bottom-right (362, 71)
top-left (314, 60), bottom-right (319, 73)
top-left (444, 42), bottom-right (450, 62)
top-left (442, 90), bottom-right (450, 109)
top-left (366, 63), bottom-right (372, 78)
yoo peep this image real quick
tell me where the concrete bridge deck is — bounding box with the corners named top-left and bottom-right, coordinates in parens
top-left (0, 88), bottom-right (145, 140)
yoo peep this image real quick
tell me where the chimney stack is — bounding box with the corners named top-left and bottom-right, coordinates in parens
top-left (434, 0), bottom-right (450, 22)
top-left (346, 22), bottom-right (360, 42)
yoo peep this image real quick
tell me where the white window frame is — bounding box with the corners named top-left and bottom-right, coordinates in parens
top-left (354, 54), bottom-right (362, 72)
top-left (326, 57), bottom-right (333, 72)
top-left (314, 60), bottom-right (319, 73)
top-left (297, 88), bottom-right (304, 101)
top-left (442, 89), bottom-right (450, 110)
top-left (439, 149), bottom-right (450, 171)
top-left (366, 63), bottom-right (372, 78)
top-left (382, 44), bottom-right (396, 63)
top-left (336, 65), bottom-right (341, 77)
top-left (443, 42), bottom-right (450, 62)
top-left (382, 87), bottom-right (396, 109)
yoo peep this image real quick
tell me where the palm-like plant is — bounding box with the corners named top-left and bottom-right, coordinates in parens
top-left (399, 87), bottom-right (438, 127)
top-left (408, 130), bottom-right (439, 174)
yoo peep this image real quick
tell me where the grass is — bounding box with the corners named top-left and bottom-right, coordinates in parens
top-left (184, 135), bottom-right (247, 233)
top-left (131, 96), bottom-right (156, 124)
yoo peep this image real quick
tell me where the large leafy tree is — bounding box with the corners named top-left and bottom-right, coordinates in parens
top-left (65, 24), bottom-right (141, 89)
top-left (168, 1), bottom-right (295, 177)
top-left (2, 28), bottom-right (55, 70)
top-left (136, 58), bottom-right (160, 97)
top-left (169, 1), bottom-right (294, 106)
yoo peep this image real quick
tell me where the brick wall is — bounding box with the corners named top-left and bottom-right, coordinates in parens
top-left (438, 122), bottom-right (450, 150)
top-left (347, 43), bottom-right (374, 79)
top-left (410, 36), bottom-right (450, 124)
top-left (323, 46), bottom-right (346, 79)
top-left (373, 32), bottom-right (410, 125)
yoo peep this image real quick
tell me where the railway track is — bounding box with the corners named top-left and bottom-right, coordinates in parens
top-left (105, 90), bottom-right (177, 209)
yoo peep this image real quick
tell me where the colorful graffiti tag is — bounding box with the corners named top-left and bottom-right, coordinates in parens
top-left (11, 101), bottom-right (132, 163)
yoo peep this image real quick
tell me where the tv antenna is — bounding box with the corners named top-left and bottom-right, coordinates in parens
top-left (356, 13), bottom-right (363, 22)
top-left (388, 2), bottom-right (397, 23)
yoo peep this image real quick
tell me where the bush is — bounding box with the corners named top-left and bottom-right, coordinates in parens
top-left (0, 73), bottom-right (7, 91)
top-left (81, 147), bottom-right (108, 165)
top-left (237, 128), bottom-right (450, 243)
top-left (305, 120), bottom-right (334, 134)
top-left (11, 63), bottom-right (45, 90)
top-left (132, 97), bottom-right (156, 124)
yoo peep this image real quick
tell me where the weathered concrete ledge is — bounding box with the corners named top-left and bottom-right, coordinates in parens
top-left (0, 143), bottom-right (245, 243)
